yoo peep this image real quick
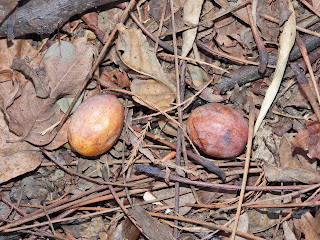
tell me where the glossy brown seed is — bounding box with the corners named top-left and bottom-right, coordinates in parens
top-left (68, 94), bottom-right (124, 157)
top-left (187, 103), bottom-right (248, 158)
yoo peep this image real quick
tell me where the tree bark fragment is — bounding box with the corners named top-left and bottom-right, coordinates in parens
top-left (0, 0), bottom-right (123, 38)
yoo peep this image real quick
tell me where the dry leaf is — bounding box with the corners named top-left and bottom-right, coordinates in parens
top-left (313, 0), bottom-right (320, 12)
top-left (5, 41), bottom-right (94, 145)
top-left (107, 218), bottom-right (140, 240)
top-left (279, 134), bottom-right (301, 169)
top-left (300, 212), bottom-right (320, 240)
top-left (130, 78), bottom-right (175, 109)
top-left (264, 163), bottom-right (320, 184)
top-left (45, 119), bottom-right (71, 150)
top-left (128, 206), bottom-right (174, 240)
top-left (254, 0), bottom-right (296, 135)
top-left (230, 212), bottom-right (249, 240)
top-left (152, 187), bottom-right (196, 215)
top-left (181, 0), bottom-right (204, 57)
top-left (116, 23), bottom-right (176, 109)
top-left (291, 122), bottom-right (320, 159)
top-left (0, 0), bottom-right (18, 23)
top-left (283, 221), bottom-right (298, 240)
top-left (0, 111), bottom-right (41, 184)
top-left (248, 193), bottom-right (285, 233)
top-left (214, 0), bottom-right (249, 24)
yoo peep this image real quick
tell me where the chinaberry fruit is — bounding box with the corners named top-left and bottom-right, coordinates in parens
top-left (68, 94), bottom-right (124, 157)
top-left (187, 103), bottom-right (248, 158)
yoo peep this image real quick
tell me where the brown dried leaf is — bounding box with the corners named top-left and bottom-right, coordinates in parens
top-left (292, 122), bottom-right (320, 159)
top-left (0, 111), bottom-right (41, 184)
top-left (279, 134), bottom-right (300, 169)
top-left (107, 218), bottom-right (140, 240)
top-left (300, 212), bottom-right (320, 240)
top-left (5, 41), bottom-right (94, 145)
top-left (313, 0), bottom-right (320, 12)
top-left (45, 119), bottom-right (70, 150)
top-left (116, 23), bottom-right (176, 109)
top-left (131, 79), bottom-right (175, 109)
top-left (0, 0), bottom-right (18, 23)
top-left (263, 164), bottom-right (320, 184)
top-left (152, 187), bottom-right (195, 215)
top-left (128, 206), bottom-right (174, 240)
top-left (231, 213), bottom-right (249, 240)
top-left (283, 221), bottom-right (298, 240)
top-left (181, 0), bottom-right (204, 57)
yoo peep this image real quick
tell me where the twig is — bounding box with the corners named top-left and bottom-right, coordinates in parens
top-left (230, 97), bottom-right (255, 239)
top-left (134, 164), bottom-right (318, 191)
top-left (148, 212), bottom-right (264, 240)
top-left (154, 1), bottom-right (167, 53)
top-left (158, 53), bottom-right (229, 73)
top-left (290, 63), bottom-right (320, 121)
top-left (101, 167), bottom-right (148, 239)
top-left (299, 0), bottom-right (320, 18)
top-left (246, 4), bottom-right (268, 74)
top-left (41, 149), bottom-right (132, 187)
top-left (295, 33), bottom-right (320, 105)
top-left (196, 40), bottom-right (275, 68)
top-left (260, 13), bottom-right (320, 38)
top-left (169, 0), bottom-right (181, 236)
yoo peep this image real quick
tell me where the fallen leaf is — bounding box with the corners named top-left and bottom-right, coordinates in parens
top-left (230, 212), bottom-right (249, 240)
top-left (107, 218), bottom-right (140, 240)
top-left (214, 0), bottom-right (249, 24)
top-left (264, 163), bottom-right (320, 184)
top-left (45, 119), bottom-right (70, 150)
top-left (300, 212), bottom-right (320, 240)
top-left (283, 221), bottom-right (298, 240)
top-left (130, 77), bottom-right (175, 109)
top-left (128, 206), bottom-right (174, 240)
top-left (152, 187), bottom-right (196, 215)
top-left (313, 0), bottom-right (320, 12)
top-left (0, 111), bottom-right (41, 184)
top-left (291, 121), bottom-right (320, 159)
top-left (5, 41), bottom-right (95, 145)
top-left (116, 23), bottom-right (176, 109)
top-left (0, 0), bottom-right (18, 23)
top-left (181, 0), bottom-right (204, 57)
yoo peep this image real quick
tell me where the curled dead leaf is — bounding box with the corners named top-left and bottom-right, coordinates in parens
top-left (4, 41), bottom-right (95, 146)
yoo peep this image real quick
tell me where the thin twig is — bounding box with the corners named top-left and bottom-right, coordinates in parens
top-left (169, 0), bottom-right (181, 236)
top-left (290, 63), bottom-right (320, 121)
top-left (41, 149), bottom-right (132, 187)
top-left (246, 4), bottom-right (268, 74)
top-left (148, 212), bottom-right (264, 240)
top-left (295, 33), bottom-right (320, 104)
top-left (134, 164), bottom-right (318, 191)
top-left (231, 97), bottom-right (255, 239)
top-left (260, 13), bottom-right (320, 38)
top-left (299, 0), bottom-right (320, 18)
top-left (196, 40), bottom-right (276, 68)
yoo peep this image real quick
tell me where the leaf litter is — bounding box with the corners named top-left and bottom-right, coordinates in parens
top-left (1, 0), bottom-right (320, 239)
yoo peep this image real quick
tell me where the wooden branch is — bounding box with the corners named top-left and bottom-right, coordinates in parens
top-left (0, 0), bottom-right (124, 38)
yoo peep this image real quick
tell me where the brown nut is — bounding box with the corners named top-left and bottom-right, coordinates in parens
top-left (68, 94), bottom-right (124, 157)
top-left (187, 103), bottom-right (248, 158)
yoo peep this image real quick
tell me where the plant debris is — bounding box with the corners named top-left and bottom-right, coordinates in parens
top-left (1, 0), bottom-right (320, 239)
